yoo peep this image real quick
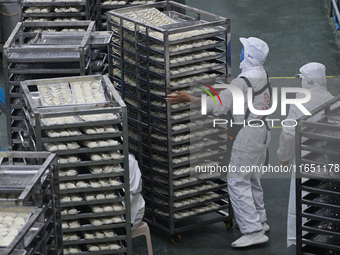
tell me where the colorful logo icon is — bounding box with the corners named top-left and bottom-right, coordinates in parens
top-left (199, 84), bottom-right (222, 106)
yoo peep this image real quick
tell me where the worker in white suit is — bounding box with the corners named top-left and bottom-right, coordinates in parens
top-left (167, 37), bottom-right (271, 248)
top-left (129, 154), bottom-right (145, 230)
top-left (277, 62), bottom-right (335, 247)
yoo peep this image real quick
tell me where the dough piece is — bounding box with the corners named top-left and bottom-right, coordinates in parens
top-left (71, 196), bottom-right (82, 202)
top-left (91, 219), bottom-right (102, 226)
top-left (90, 181), bottom-right (101, 188)
top-left (96, 194), bottom-right (105, 200)
top-left (98, 141), bottom-right (109, 147)
top-left (105, 193), bottom-right (117, 199)
top-left (103, 205), bottom-right (113, 212)
top-left (101, 153), bottom-right (111, 160)
top-left (87, 245), bottom-right (100, 251)
top-left (99, 244), bottom-right (109, 250)
top-left (61, 196), bottom-right (71, 202)
top-left (76, 181), bottom-right (87, 188)
top-left (103, 165), bottom-right (113, 173)
top-left (94, 231), bottom-right (105, 238)
top-left (84, 233), bottom-right (95, 239)
top-left (90, 166), bottom-right (102, 174)
top-left (109, 244), bottom-right (120, 250)
top-left (85, 193), bottom-right (95, 201)
top-left (112, 204), bottom-right (123, 211)
top-left (60, 130), bottom-right (70, 137)
top-left (110, 152), bottom-right (122, 159)
top-left (90, 154), bottom-right (102, 161)
top-left (66, 169), bottom-right (78, 176)
top-left (84, 128), bottom-right (97, 134)
top-left (85, 141), bottom-right (98, 148)
top-left (104, 231), bottom-right (115, 237)
top-left (68, 208), bottom-right (78, 215)
top-left (67, 221), bottom-right (79, 228)
top-left (67, 142), bottom-right (80, 150)
top-left (68, 247), bottom-right (80, 254)
top-left (92, 206), bottom-right (104, 213)
top-left (68, 156), bottom-right (79, 163)
top-left (107, 139), bottom-right (119, 146)
top-left (66, 182), bottom-right (76, 189)
top-left (47, 130), bottom-right (60, 137)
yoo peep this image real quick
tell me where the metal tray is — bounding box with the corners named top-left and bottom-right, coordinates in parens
top-left (302, 207), bottom-right (340, 224)
top-left (302, 233), bottom-right (340, 252)
top-left (303, 220), bottom-right (340, 238)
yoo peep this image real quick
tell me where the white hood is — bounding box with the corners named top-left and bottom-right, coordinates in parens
top-left (239, 37), bottom-right (269, 70)
top-left (299, 62), bottom-right (327, 89)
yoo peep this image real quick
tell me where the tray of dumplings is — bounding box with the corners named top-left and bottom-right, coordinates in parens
top-left (62, 214), bottom-right (125, 233)
top-left (59, 177), bottom-right (124, 193)
top-left (144, 48), bottom-right (226, 68)
top-left (152, 190), bottom-right (228, 211)
top-left (144, 37), bottom-right (225, 56)
top-left (63, 241), bottom-right (125, 254)
top-left (0, 206), bottom-right (39, 248)
top-left (153, 200), bottom-right (228, 221)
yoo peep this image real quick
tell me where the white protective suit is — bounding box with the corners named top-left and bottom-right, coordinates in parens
top-left (206, 37), bottom-right (271, 234)
top-left (129, 154), bottom-right (145, 230)
top-left (276, 62), bottom-right (335, 247)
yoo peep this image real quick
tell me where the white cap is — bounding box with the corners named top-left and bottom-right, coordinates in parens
top-left (240, 37), bottom-right (269, 65)
top-left (299, 62), bottom-right (327, 88)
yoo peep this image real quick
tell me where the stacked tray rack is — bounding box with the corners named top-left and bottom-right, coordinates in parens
top-left (2, 20), bottom-right (112, 151)
top-left (97, 0), bottom-right (159, 31)
top-left (0, 151), bottom-right (62, 255)
top-left (108, 1), bottom-right (233, 241)
top-left (20, 0), bottom-right (96, 23)
top-left (296, 95), bottom-right (340, 255)
top-left (20, 75), bottom-right (132, 255)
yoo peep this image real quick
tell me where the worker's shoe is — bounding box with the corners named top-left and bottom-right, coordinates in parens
top-left (231, 231), bottom-right (269, 248)
top-left (235, 222), bottom-right (270, 233)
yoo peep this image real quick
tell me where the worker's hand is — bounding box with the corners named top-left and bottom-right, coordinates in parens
top-left (280, 161), bottom-right (289, 166)
top-left (166, 91), bottom-right (191, 104)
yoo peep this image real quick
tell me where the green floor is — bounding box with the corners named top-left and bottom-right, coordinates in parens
top-left (1, 0), bottom-right (340, 254)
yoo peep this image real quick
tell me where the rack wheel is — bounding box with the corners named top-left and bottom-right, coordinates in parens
top-left (171, 234), bottom-right (182, 244)
top-left (225, 220), bottom-right (233, 229)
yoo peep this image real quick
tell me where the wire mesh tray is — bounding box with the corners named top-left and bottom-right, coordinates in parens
top-left (0, 166), bottom-right (40, 191)
top-left (302, 233), bottom-right (340, 251)
top-left (301, 179), bottom-right (340, 196)
top-left (302, 207), bottom-right (340, 224)
top-left (302, 245), bottom-right (340, 255)
top-left (31, 31), bottom-right (112, 46)
top-left (303, 220), bottom-right (340, 237)
top-left (302, 193), bottom-right (340, 210)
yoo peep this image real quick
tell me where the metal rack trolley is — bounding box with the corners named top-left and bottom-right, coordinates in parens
top-left (97, 0), bottom-right (159, 31)
top-left (296, 95), bottom-right (340, 255)
top-left (20, 75), bottom-right (132, 254)
top-left (0, 151), bottom-right (62, 255)
top-left (2, 20), bottom-right (112, 151)
top-left (19, 0), bottom-right (96, 22)
top-left (107, 1), bottom-right (232, 242)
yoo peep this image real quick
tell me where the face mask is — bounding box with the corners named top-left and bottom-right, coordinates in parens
top-left (240, 47), bottom-right (245, 62)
